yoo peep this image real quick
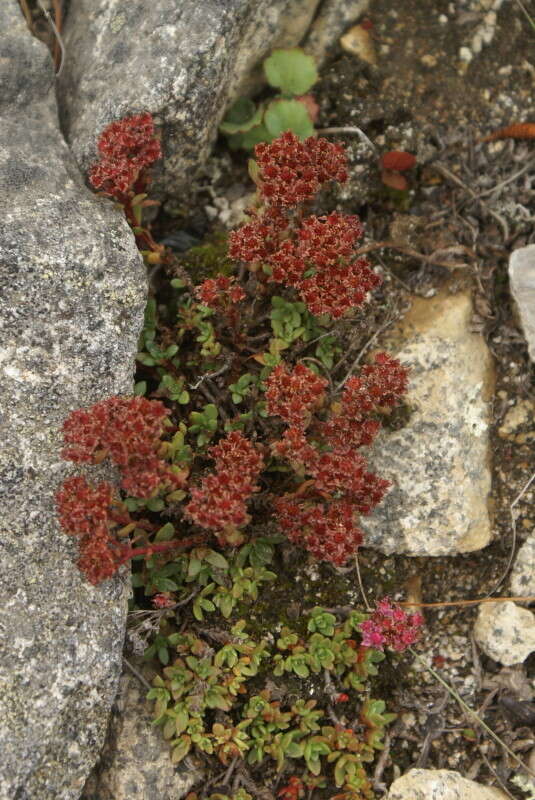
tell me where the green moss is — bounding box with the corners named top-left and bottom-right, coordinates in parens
top-left (178, 232), bottom-right (233, 282)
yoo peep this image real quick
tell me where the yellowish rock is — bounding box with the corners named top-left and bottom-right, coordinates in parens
top-left (340, 24), bottom-right (377, 64)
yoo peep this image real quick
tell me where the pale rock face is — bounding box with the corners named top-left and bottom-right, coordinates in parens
top-left (57, 0), bottom-right (370, 198)
top-left (361, 290), bottom-right (494, 556)
top-left (510, 532), bottom-right (535, 597)
top-left (0, 2), bottom-right (146, 797)
top-left (474, 601), bottom-right (535, 665)
top-left (386, 769), bottom-right (509, 800)
top-left (81, 671), bottom-right (202, 800)
top-left (509, 244), bottom-right (535, 361)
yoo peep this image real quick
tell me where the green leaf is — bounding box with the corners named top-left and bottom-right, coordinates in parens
top-left (134, 380), bottom-right (147, 396)
top-left (219, 593), bottom-right (234, 619)
top-left (188, 558), bottom-right (203, 579)
top-left (147, 497), bottom-right (165, 512)
top-left (204, 551), bottom-right (229, 570)
top-left (154, 522), bottom-right (175, 542)
top-left (220, 98), bottom-right (264, 134)
top-left (264, 48), bottom-right (318, 95)
top-left (158, 646), bottom-right (169, 665)
top-left (171, 737), bottom-right (191, 763)
top-left (154, 577), bottom-right (178, 592)
top-left (264, 99), bottom-right (314, 140)
top-left (240, 123), bottom-right (271, 150)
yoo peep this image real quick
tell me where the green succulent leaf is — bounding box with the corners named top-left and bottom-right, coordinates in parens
top-left (264, 48), bottom-right (318, 96)
top-left (220, 98), bottom-right (264, 134)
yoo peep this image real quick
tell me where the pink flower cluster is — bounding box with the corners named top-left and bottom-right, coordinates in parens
top-left (61, 396), bottom-right (186, 498)
top-left (184, 431), bottom-right (264, 541)
top-left (89, 112), bottom-right (161, 198)
top-left (228, 132), bottom-right (381, 319)
top-left (268, 357), bottom-right (408, 566)
top-left (195, 275), bottom-right (246, 309)
top-left (360, 598), bottom-right (424, 652)
top-left (55, 476), bottom-right (128, 585)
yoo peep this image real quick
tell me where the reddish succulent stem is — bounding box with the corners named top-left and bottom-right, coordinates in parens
top-left (117, 535), bottom-right (206, 566)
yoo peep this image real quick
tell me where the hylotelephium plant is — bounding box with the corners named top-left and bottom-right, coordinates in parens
top-left (55, 112), bottom-right (421, 797)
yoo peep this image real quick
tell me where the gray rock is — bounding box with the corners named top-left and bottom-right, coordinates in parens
top-left (0, 2), bottom-right (146, 798)
top-left (305, 0), bottom-right (371, 62)
top-left (58, 0), bottom-right (370, 198)
top-left (386, 769), bottom-right (508, 800)
top-left (361, 290), bottom-right (494, 555)
top-left (511, 532), bottom-right (535, 597)
top-left (509, 244), bottom-right (535, 361)
top-left (474, 602), bottom-right (535, 665)
top-left (82, 668), bottom-right (201, 800)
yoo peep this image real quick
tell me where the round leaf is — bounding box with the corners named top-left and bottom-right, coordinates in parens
top-left (240, 123), bottom-right (271, 150)
top-left (264, 99), bottom-right (314, 140)
top-left (264, 48), bottom-right (318, 95)
top-left (220, 99), bottom-right (264, 135)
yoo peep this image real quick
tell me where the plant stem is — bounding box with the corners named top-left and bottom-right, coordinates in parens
top-left (118, 535), bottom-right (205, 565)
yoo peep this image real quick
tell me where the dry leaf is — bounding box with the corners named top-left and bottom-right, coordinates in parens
top-left (483, 122), bottom-right (535, 142)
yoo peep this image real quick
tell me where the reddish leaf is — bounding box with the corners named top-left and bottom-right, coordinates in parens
top-left (483, 122), bottom-right (535, 142)
top-left (380, 150), bottom-right (416, 171)
top-left (296, 93), bottom-right (320, 123)
top-left (381, 169), bottom-right (408, 191)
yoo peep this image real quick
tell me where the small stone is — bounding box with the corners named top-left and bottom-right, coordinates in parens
top-left (474, 602), bottom-right (535, 665)
top-left (459, 46), bottom-right (473, 62)
top-left (386, 769), bottom-right (509, 799)
top-left (509, 245), bottom-right (535, 361)
top-left (340, 24), bottom-right (377, 64)
top-left (498, 399), bottom-right (533, 436)
top-left (510, 533), bottom-right (535, 597)
top-left (438, 14), bottom-right (448, 24)
top-left (421, 54), bottom-right (438, 68)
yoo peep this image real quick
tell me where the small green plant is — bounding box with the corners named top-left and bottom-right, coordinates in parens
top-left (147, 608), bottom-right (395, 798)
top-left (220, 48), bottom-right (318, 149)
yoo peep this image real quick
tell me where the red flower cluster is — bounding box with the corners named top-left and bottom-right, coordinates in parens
top-left (270, 355), bottom-right (408, 565)
top-left (322, 353), bottom-right (409, 454)
top-left (151, 593), bottom-right (176, 609)
top-left (185, 432), bottom-right (264, 540)
top-left (228, 206), bottom-right (288, 264)
top-left (55, 476), bottom-right (127, 585)
top-left (61, 396), bottom-right (185, 498)
top-left (266, 213), bottom-right (380, 318)
top-left (255, 131), bottom-right (348, 206)
top-left (89, 112), bottom-right (161, 198)
top-left (265, 363), bottom-right (328, 428)
top-left (278, 776), bottom-right (304, 800)
top-left (313, 451), bottom-right (390, 514)
top-left (271, 426), bottom-right (319, 472)
top-left (229, 134), bottom-right (385, 319)
top-left (275, 498), bottom-right (363, 566)
top-left (195, 275), bottom-right (245, 308)
top-left (360, 598), bottom-right (423, 652)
